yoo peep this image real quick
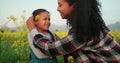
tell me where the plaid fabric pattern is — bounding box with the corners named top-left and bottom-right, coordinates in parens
top-left (32, 29), bottom-right (120, 63)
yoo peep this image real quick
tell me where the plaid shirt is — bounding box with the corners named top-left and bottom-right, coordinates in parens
top-left (30, 28), bottom-right (120, 63)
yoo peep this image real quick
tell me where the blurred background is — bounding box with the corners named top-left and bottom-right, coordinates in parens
top-left (0, 0), bottom-right (120, 63)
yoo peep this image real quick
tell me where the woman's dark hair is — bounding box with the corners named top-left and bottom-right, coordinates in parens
top-left (66, 0), bottom-right (109, 42)
top-left (32, 9), bottom-right (49, 20)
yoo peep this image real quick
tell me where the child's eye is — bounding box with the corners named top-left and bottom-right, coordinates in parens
top-left (44, 18), bottom-right (50, 21)
top-left (44, 18), bottom-right (47, 21)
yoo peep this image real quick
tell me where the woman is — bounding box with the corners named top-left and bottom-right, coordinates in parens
top-left (26, 0), bottom-right (120, 63)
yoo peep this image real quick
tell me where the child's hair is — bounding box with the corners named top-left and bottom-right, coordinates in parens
top-left (32, 9), bottom-right (49, 21)
top-left (66, 0), bottom-right (109, 42)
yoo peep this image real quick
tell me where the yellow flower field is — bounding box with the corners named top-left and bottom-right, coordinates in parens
top-left (0, 30), bottom-right (120, 63)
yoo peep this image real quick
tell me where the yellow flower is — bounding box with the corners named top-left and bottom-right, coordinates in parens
top-left (35, 15), bottom-right (40, 21)
top-left (67, 56), bottom-right (74, 63)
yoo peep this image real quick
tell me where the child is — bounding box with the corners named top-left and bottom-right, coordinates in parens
top-left (28, 9), bottom-right (59, 63)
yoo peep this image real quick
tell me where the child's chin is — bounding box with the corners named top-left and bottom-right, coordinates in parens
top-left (45, 29), bottom-right (49, 31)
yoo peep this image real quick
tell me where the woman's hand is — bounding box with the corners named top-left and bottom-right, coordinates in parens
top-left (26, 16), bottom-right (35, 31)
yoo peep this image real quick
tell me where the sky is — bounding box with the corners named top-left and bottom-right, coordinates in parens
top-left (0, 0), bottom-right (120, 26)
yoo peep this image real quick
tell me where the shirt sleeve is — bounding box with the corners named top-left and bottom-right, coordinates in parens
top-left (30, 28), bottom-right (39, 38)
top-left (30, 28), bottom-right (86, 56)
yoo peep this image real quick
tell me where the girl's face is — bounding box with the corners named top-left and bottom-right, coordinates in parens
top-left (35, 12), bottom-right (50, 32)
top-left (57, 0), bottom-right (73, 19)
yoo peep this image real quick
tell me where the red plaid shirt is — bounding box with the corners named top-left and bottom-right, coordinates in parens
top-left (31, 28), bottom-right (120, 63)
